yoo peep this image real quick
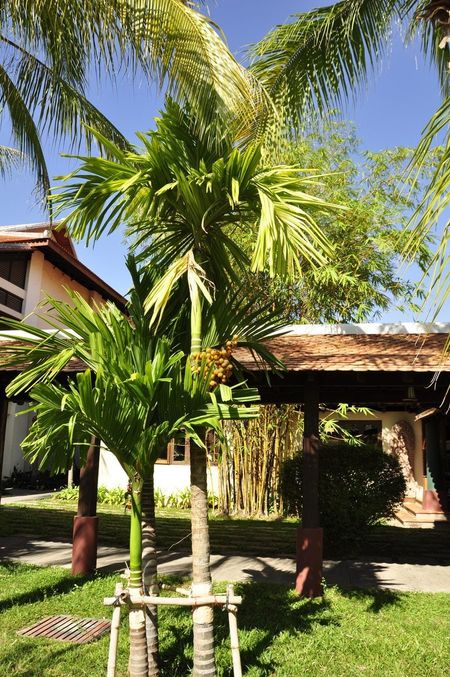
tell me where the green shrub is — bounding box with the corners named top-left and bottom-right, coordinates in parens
top-left (52, 486), bottom-right (80, 502)
top-left (281, 443), bottom-right (406, 548)
top-left (54, 485), bottom-right (217, 511)
top-left (53, 485), bottom-right (126, 506)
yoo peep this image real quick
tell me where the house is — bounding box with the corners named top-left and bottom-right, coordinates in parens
top-left (0, 222), bottom-right (218, 497)
top-left (98, 322), bottom-right (450, 524)
top-left (236, 322), bottom-right (450, 523)
top-left (0, 222), bottom-right (126, 482)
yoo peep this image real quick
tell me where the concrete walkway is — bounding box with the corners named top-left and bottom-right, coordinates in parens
top-left (0, 489), bottom-right (54, 504)
top-left (1, 535), bottom-right (449, 593)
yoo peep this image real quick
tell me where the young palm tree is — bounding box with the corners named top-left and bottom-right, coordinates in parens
top-left (0, 0), bottom-right (259, 195)
top-left (250, 0), bottom-right (450, 308)
top-left (4, 272), bottom-right (263, 677)
top-left (49, 101), bottom-right (338, 676)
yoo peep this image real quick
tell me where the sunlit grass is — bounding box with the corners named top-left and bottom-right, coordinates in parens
top-left (1, 563), bottom-right (449, 676)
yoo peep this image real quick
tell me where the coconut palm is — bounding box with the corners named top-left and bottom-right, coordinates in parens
top-left (0, 0), bottom-right (259, 196)
top-left (48, 100), bottom-right (338, 676)
top-left (4, 267), bottom-right (267, 677)
top-left (250, 0), bottom-right (450, 309)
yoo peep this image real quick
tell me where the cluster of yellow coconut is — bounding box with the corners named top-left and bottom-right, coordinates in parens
top-left (192, 336), bottom-right (238, 389)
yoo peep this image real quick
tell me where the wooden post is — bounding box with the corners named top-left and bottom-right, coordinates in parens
top-left (107, 583), bottom-right (123, 677)
top-left (72, 438), bottom-right (100, 575)
top-left (226, 585), bottom-right (242, 677)
top-left (296, 374), bottom-right (323, 597)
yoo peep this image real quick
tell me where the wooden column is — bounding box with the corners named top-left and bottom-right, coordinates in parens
top-left (72, 438), bottom-right (100, 576)
top-left (0, 396), bottom-right (8, 506)
top-left (296, 375), bottom-right (323, 597)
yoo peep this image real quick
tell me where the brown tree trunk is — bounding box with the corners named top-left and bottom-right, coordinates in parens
top-left (190, 440), bottom-right (216, 677)
top-left (142, 469), bottom-right (159, 676)
top-left (72, 438), bottom-right (99, 576)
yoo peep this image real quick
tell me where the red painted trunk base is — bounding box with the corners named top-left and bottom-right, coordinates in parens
top-left (296, 527), bottom-right (323, 598)
top-left (72, 515), bottom-right (99, 576)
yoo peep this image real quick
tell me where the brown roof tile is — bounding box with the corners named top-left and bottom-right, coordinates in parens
top-left (235, 333), bottom-right (450, 372)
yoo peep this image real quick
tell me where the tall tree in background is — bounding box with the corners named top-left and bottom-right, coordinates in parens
top-left (237, 119), bottom-right (436, 323)
top-left (250, 0), bottom-right (450, 311)
top-left (0, 0), bottom-right (259, 195)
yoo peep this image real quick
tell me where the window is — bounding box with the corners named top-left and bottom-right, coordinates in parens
top-left (156, 432), bottom-right (220, 465)
top-left (157, 438), bottom-right (190, 464)
top-left (0, 254), bottom-right (28, 288)
top-left (0, 288), bottom-right (23, 313)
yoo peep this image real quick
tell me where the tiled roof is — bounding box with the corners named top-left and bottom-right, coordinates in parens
top-left (235, 332), bottom-right (450, 372)
top-left (0, 223), bottom-right (126, 311)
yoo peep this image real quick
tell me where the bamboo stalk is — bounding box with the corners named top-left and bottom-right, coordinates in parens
top-left (107, 583), bottom-right (123, 677)
top-left (104, 593), bottom-right (242, 607)
top-left (226, 585), bottom-right (242, 677)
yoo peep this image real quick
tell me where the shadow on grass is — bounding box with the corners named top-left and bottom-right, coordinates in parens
top-left (0, 567), bottom-right (86, 613)
top-left (0, 636), bottom-right (77, 676)
top-left (159, 581), bottom-right (337, 676)
top-left (327, 524), bottom-right (450, 565)
top-left (340, 588), bottom-right (403, 613)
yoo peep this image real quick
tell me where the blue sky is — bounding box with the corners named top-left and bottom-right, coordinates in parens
top-left (0, 1), bottom-right (443, 321)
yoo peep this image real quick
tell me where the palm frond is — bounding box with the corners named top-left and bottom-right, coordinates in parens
top-left (119, 0), bottom-right (265, 143)
top-left (1, 36), bottom-right (130, 154)
top-left (0, 62), bottom-right (50, 198)
top-left (0, 143), bottom-right (23, 176)
top-left (249, 0), bottom-right (397, 135)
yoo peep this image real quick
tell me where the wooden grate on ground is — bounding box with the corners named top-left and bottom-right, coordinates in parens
top-left (17, 615), bottom-right (111, 643)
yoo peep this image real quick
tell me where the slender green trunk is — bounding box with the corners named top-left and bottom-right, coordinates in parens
top-left (190, 291), bottom-right (216, 677)
top-left (128, 474), bottom-right (148, 677)
top-left (142, 469), bottom-right (159, 676)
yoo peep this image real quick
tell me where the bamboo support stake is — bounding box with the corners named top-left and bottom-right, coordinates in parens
top-left (226, 585), bottom-right (242, 677)
top-left (106, 583), bottom-right (123, 677)
top-left (104, 592), bottom-right (242, 608)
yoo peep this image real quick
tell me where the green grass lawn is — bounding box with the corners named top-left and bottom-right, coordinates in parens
top-left (0, 562), bottom-right (449, 676)
top-left (1, 499), bottom-right (449, 563)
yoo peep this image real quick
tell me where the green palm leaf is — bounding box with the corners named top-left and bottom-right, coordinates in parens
top-left (250, 0), bottom-right (398, 134)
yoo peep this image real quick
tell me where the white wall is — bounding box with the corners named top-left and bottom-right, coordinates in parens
top-left (31, 256), bottom-right (93, 328)
top-left (98, 448), bottom-right (219, 496)
top-left (2, 403), bottom-right (33, 479)
top-left (1, 252), bottom-right (109, 479)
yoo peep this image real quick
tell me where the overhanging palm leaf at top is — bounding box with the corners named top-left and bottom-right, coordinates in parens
top-left (249, 1), bottom-right (448, 130)
top-left (52, 101), bottom-right (338, 326)
top-left (0, 0), bottom-right (261, 196)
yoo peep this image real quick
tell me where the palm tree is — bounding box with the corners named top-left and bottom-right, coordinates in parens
top-left (250, 0), bottom-right (450, 309)
top-left (0, 0), bottom-right (259, 196)
top-left (3, 264), bottom-right (263, 677)
top-left (49, 100), bottom-right (338, 676)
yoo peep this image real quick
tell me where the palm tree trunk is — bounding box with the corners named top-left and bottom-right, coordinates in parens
top-left (190, 440), bottom-right (216, 677)
top-left (128, 474), bottom-right (148, 677)
top-left (142, 469), bottom-right (159, 676)
top-left (190, 289), bottom-right (216, 677)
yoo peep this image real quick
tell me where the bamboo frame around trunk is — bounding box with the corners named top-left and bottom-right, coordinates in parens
top-left (104, 592), bottom-right (242, 607)
top-left (104, 587), bottom-right (243, 677)
top-left (106, 583), bottom-right (123, 677)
